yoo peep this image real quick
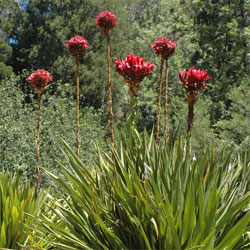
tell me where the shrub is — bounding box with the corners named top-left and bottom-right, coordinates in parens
top-left (0, 171), bottom-right (48, 249)
top-left (38, 130), bottom-right (250, 249)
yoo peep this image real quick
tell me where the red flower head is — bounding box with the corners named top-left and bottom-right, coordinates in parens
top-left (151, 37), bottom-right (176, 59)
top-left (96, 10), bottom-right (118, 34)
top-left (27, 69), bottom-right (53, 91)
top-left (116, 54), bottom-right (155, 86)
top-left (179, 66), bottom-right (210, 92)
top-left (66, 36), bottom-right (89, 57)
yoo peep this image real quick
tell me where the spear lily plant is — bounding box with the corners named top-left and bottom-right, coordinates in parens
top-left (152, 37), bottom-right (176, 142)
top-left (39, 131), bottom-right (250, 250)
top-left (26, 69), bottom-right (52, 198)
top-left (66, 36), bottom-right (89, 156)
top-left (179, 66), bottom-right (210, 132)
top-left (96, 10), bottom-right (118, 148)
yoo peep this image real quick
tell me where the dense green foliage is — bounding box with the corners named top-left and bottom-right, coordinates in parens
top-left (0, 73), bottom-right (107, 189)
top-left (0, 171), bottom-right (47, 249)
top-left (37, 130), bottom-right (250, 249)
top-left (216, 78), bottom-right (250, 145)
top-left (0, 0), bottom-right (19, 79)
top-left (1, 0), bottom-right (249, 181)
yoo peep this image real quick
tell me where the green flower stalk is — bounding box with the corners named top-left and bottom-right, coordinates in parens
top-left (27, 69), bottom-right (53, 198)
top-left (36, 90), bottom-right (41, 197)
top-left (96, 10), bottom-right (118, 148)
top-left (66, 36), bottom-right (89, 156)
top-left (155, 56), bottom-right (164, 144)
top-left (164, 59), bottom-right (169, 138)
top-left (75, 55), bottom-right (80, 155)
top-left (127, 80), bottom-right (139, 129)
top-left (152, 37), bottom-right (176, 141)
top-left (187, 91), bottom-right (196, 132)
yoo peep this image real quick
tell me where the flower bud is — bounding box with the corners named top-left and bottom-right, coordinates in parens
top-left (27, 69), bottom-right (53, 91)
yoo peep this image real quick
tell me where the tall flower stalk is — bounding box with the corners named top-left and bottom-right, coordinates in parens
top-left (27, 69), bottom-right (53, 198)
top-left (36, 90), bottom-right (41, 198)
top-left (179, 66), bottom-right (210, 132)
top-left (66, 36), bottom-right (89, 156)
top-left (155, 57), bottom-right (164, 144)
top-left (75, 55), bottom-right (80, 155)
top-left (96, 10), bottom-right (118, 148)
top-left (116, 53), bottom-right (155, 128)
top-left (152, 37), bottom-right (176, 141)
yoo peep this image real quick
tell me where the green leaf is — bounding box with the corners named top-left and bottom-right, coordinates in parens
top-left (215, 211), bottom-right (250, 250)
top-left (0, 222), bottom-right (6, 247)
top-left (182, 181), bottom-right (196, 245)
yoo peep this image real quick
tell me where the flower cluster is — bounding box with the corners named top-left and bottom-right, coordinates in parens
top-left (151, 37), bottom-right (176, 59)
top-left (27, 69), bottom-right (53, 91)
top-left (116, 54), bottom-right (155, 86)
top-left (66, 36), bottom-right (89, 56)
top-left (96, 10), bottom-right (118, 34)
top-left (179, 66), bottom-right (210, 92)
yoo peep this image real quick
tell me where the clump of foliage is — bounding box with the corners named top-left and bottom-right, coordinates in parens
top-left (0, 171), bottom-right (48, 249)
top-left (215, 78), bottom-right (250, 147)
top-left (37, 130), bottom-right (250, 249)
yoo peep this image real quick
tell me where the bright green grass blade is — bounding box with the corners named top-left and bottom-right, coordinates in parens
top-left (182, 181), bottom-right (196, 245)
top-left (92, 211), bottom-right (128, 250)
top-left (0, 222), bottom-right (6, 247)
top-left (215, 211), bottom-right (250, 250)
top-left (216, 191), bottom-right (250, 230)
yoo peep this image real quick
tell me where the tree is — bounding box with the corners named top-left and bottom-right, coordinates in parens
top-left (0, 0), bottom-right (19, 79)
top-left (10, 0), bottom-right (136, 110)
top-left (5, 0), bottom-right (250, 147)
top-left (190, 0), bottom-right (250, 124)
top-left (215, 78), bottom-right (250, 146)
top-left (0, 39), bottom-right (12, 80)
